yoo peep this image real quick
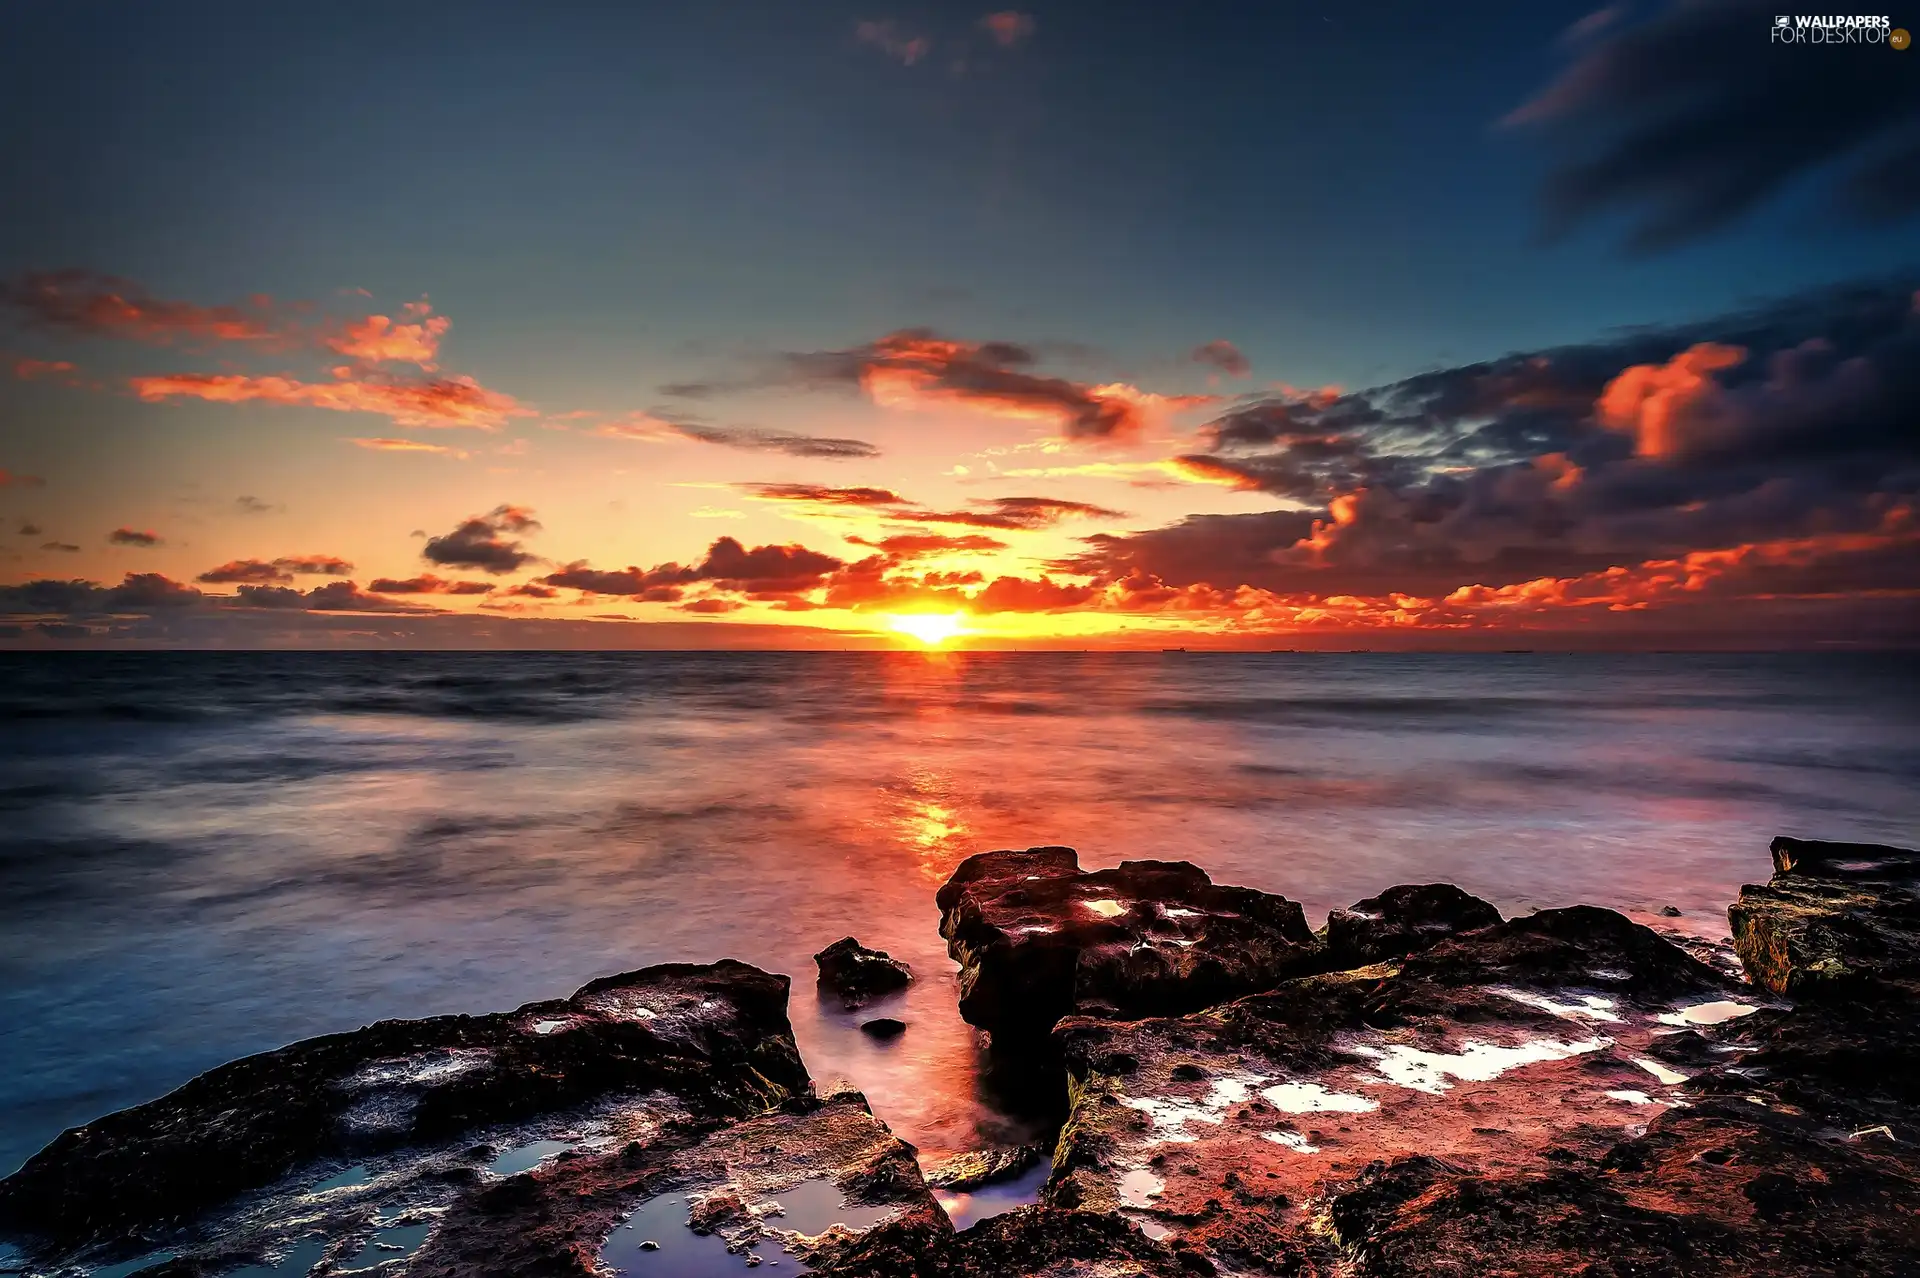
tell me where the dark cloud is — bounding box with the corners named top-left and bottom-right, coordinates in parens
top-left (234, 495), bottom-right (278, 515)
top-left (542, 537), bottom-right (845, 599)
top-left (0, 573), bottom-right (205, 616)
top-left (107, 527), bottom-right (162, 547)
top-left (1508, 2), bottom-right (1920, 250)
top-left (1069, 277), bottom-right (1920, 603)
top-left (367, 574), bottom-right (493, 595)
top-left (893, 495), bottom-right (1127, 530)
top-left (41, 542), bottom-right (79, 553)
top-left (1191, 339), bottom-right (1250, 377)
top-left (422, 505), bottom-right (540, 574)
top-left (233, 581), bottom-right (432, 612)
top-left (197, 555), bottom-right (354, 584)
top-left (0, 269), bottom-right (277, 343)
top-left (0, 470), bottom-right (46, 489)
top-left (733, 483), bottom-right (912, 506)
top-left (676, 597), bottom-right (746, 614)
top-left (17, 521), bottom-right (42, 536)
top-left (671, 423), bottom-right (880, 459)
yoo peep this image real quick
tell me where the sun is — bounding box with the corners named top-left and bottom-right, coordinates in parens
top-left (888, 612), bottom-right (967, 646)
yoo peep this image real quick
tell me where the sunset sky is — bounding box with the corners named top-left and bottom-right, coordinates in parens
top-left (3, 0), bottom-right (1917, 648)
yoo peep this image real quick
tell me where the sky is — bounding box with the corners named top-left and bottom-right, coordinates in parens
top-left (2, 0), bottom-right (1918, 649)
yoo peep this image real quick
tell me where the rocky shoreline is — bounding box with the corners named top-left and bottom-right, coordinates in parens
top-left (3, 835), bottom-right (1917, 1276)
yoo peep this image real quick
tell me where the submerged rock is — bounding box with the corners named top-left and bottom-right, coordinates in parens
top-left (0, 961), bottom-right (809, 1273)
top-left (1730, 834), bottom-right (1920, 999)
top-left (1320, 882), bottom-right (1501, 968)
top-left (860, 1017), bottom-right (907, 1040)
top-left (935, 847), bottom-right (1322, 1049)
top-left (815, 937), bottom-right (914, 1008)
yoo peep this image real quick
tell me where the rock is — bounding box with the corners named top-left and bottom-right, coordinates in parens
top-left (860, 1018), bottom-right (907, 1040)
top-left (1730, 835), bottom-right (1920, 1000)
top-left (0, 961), bottom-right (809, 1270)
top-left (1320, 883), bottom-right (1501, 968)
top-left (921, 1143), bottom-right (1047, 1192)
top-left (819, 1205), bottom-right (1193, 1278)
top-left (1048, 904), bottom-right (1749, 1266)
top-left (814, 937), bottom-right (913, 1009)
top-left (1660, 904), bottom-right (1683, 917)
top-left (935, 847), bottom-right (1322, 1049)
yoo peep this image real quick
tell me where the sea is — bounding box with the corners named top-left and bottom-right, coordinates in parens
top-left (2, 651), bottom-right (1916, 1176)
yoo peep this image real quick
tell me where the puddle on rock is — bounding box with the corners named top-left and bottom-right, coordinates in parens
top-left (1634, 1057), bottom-right (1689, 1085)
top-left (228, 1236), bottom-right (329, 1277)
top-left (308, 1164), bottom-right (370, 1193)
top-left (489, 1139), bottom-right (576, 1176)
top-left (1081, 899), bottom-right (1127, 919)
top-left (936, 1159), bottom-right (1051, 1231)
top-left (87, 1251), bottom-right (178, 1278)
top-left (1350, 1036), bottom-right (1611, 1094)
top-left (1260, 1081), bottom-right (1378, 1114)
top-left (337, 1222), bottom-right (432, 1272)
top-left (1118, 1169), bottom-right (1165, 1208)
top-left (1656, 1001), bottom-right (1758, 1027)
top-left (603, 1179), bottom-right (895, 1276)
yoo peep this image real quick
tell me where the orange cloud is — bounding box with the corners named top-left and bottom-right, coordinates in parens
top-left (133, 370), bottom-right (525, 429)
top-left (855, 20), bottom-right (930, 64)
top-left (2, 270), bottom-right (276, 345)
top-left (348, 437), bottom-right (470, 457)
top-left (1597, 342), bottom-right (1745, 458)
top-left (13, 357), bottom-right (78, 382)
top-left (980, 11), bottom-right (1035, 46)
top-left (367, 574), bottom-right (494, 595)
top-left (325, 307), bottom-right (450, 368)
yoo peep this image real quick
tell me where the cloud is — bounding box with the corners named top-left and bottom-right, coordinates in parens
top-left (1191, 339), bottom-right (1250, 377)
top-left (846, 532), bottom-right (1008, 557)
top-left (422, 505), bottom-right (542, 574)
top-left (598, 413), bottom-right (881, 459)
top-left (232, 580), bottom-right (434, 612)
top-left (855, 20), bottom-right (930, 65)
top-left (542, 536), bottom-right (846, 600)
top-left (892, 494), bottom-right (1127, 530)
top-left (108, 527), bottom-right (162, 547)
top-left (733, 482), bottom-right (912, 506)
top-left (349, 437), bottom-right (469, 457)
top-left (980, 11), bottom-right (1034, 47)
top-left (196, 555), bottom-right (354, 584)
top-left (1063, 276), bottom-right (1920, 618)
top-left (133, 370), bottom-right (526, 430)
top-left (13, 357), bottom-right (78, 382)
top-left (0, 573), bottom-right (205, 616)
top-left (40, 542), bottom-right (79, 553)
top-left (234, 495), bottom-right (278, 514)
top-left (367, 574), bottom-right (493, 595)
top-left (1507, 2), bottom-right (1920, 250)
top-left (324, 303), bottom-right (450, 368)
top-left (0, 470), bottom-right (46, 489)
top-left (1, 270), bottom-right (276, 344)
top-left (17, 521), bottom-right (42, 536)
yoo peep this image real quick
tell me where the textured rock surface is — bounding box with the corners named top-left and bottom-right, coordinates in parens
top-left (922, 1143), bottom-right (1049, 1192)
top-left (1730, 835), bottom-right (1920, 999)
top-left (815, 937), bottom-right (914, 1009)
top-left (0, 961), bottom-right (809, 1272)
top-left (1320, 882), bottom-right (1502, 969)
top-left (936, 847), bottom-right (1322, 1049)
top-left (1048, 905), bottom-right (1750, 1269)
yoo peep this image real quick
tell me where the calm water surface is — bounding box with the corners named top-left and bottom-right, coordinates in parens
top-left (2, 651), bottom-right (1916, 1175)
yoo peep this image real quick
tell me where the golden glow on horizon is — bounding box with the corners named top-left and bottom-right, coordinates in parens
top-left (887, 612), bottom-right (967, 646)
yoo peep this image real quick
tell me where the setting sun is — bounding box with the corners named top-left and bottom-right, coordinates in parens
top-left (887, 612), bottom-right (967, 646)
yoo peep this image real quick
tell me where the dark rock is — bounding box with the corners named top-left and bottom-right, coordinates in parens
top-left (921, 1143), bottom-right (1047, 1192)
top-left (935, 847), bottom-right (1322, 1049)
top-left (1660, 904), bottom-right (1683, 917)
top-left (1730, 835), bottom-right (1920, 1000)
top-left (819, 1205), bottom-right (1191, 1278)
top-left (860, 1018), bottom-right (907, 1040)
top-left (814, 937), bottom-right (913, 1009)
top-left (0, 961), bottom-right (808, 1268)
top-left (1320, 882), bottom-right (1501, 968)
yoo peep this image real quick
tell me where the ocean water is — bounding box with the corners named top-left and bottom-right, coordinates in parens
top-left (1, 651), bottom-right (1916, 1176)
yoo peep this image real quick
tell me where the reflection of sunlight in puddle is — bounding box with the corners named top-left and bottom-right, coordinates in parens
top-left (1604, 1089), bottom-right (1659, 1106)
top-left (1656, 1001), bottom-right (1757, 1027)
top-left (1261, 1081), bottom-right (1378, 1114)
top-left (490, 1139), bottom-right (576, 1176)
top-left (1495, 989), bottom-right (1622, 1023)
top-left (1634, 1057), bottom-right (1689, 1085)
top-left (308, 1164), bottom-right (370, 1194)
top-left (1119, 1168), bottom-right (1165, 1208)
top-left (1123, 1074), bottom-right (1266, 1140)
top-left (1262, 1130), bottom-right (1320, 1154)
top-left (1081, 898), bottom-right (1127, 918)
top-left (1350, 1037), bottom-right (1611, 1095)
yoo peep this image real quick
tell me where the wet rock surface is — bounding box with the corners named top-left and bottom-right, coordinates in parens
top-left (935, 847), bottom-right (1322, 1050)
top-left (1319, 883), bottom-right (1501, 969)
top-left (0, 961), bottom-right (810, 1275)
top-left (814, 938), bottom-right (914, 1010)
top-left (921, 1144), bottom-right (1048, 1193)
